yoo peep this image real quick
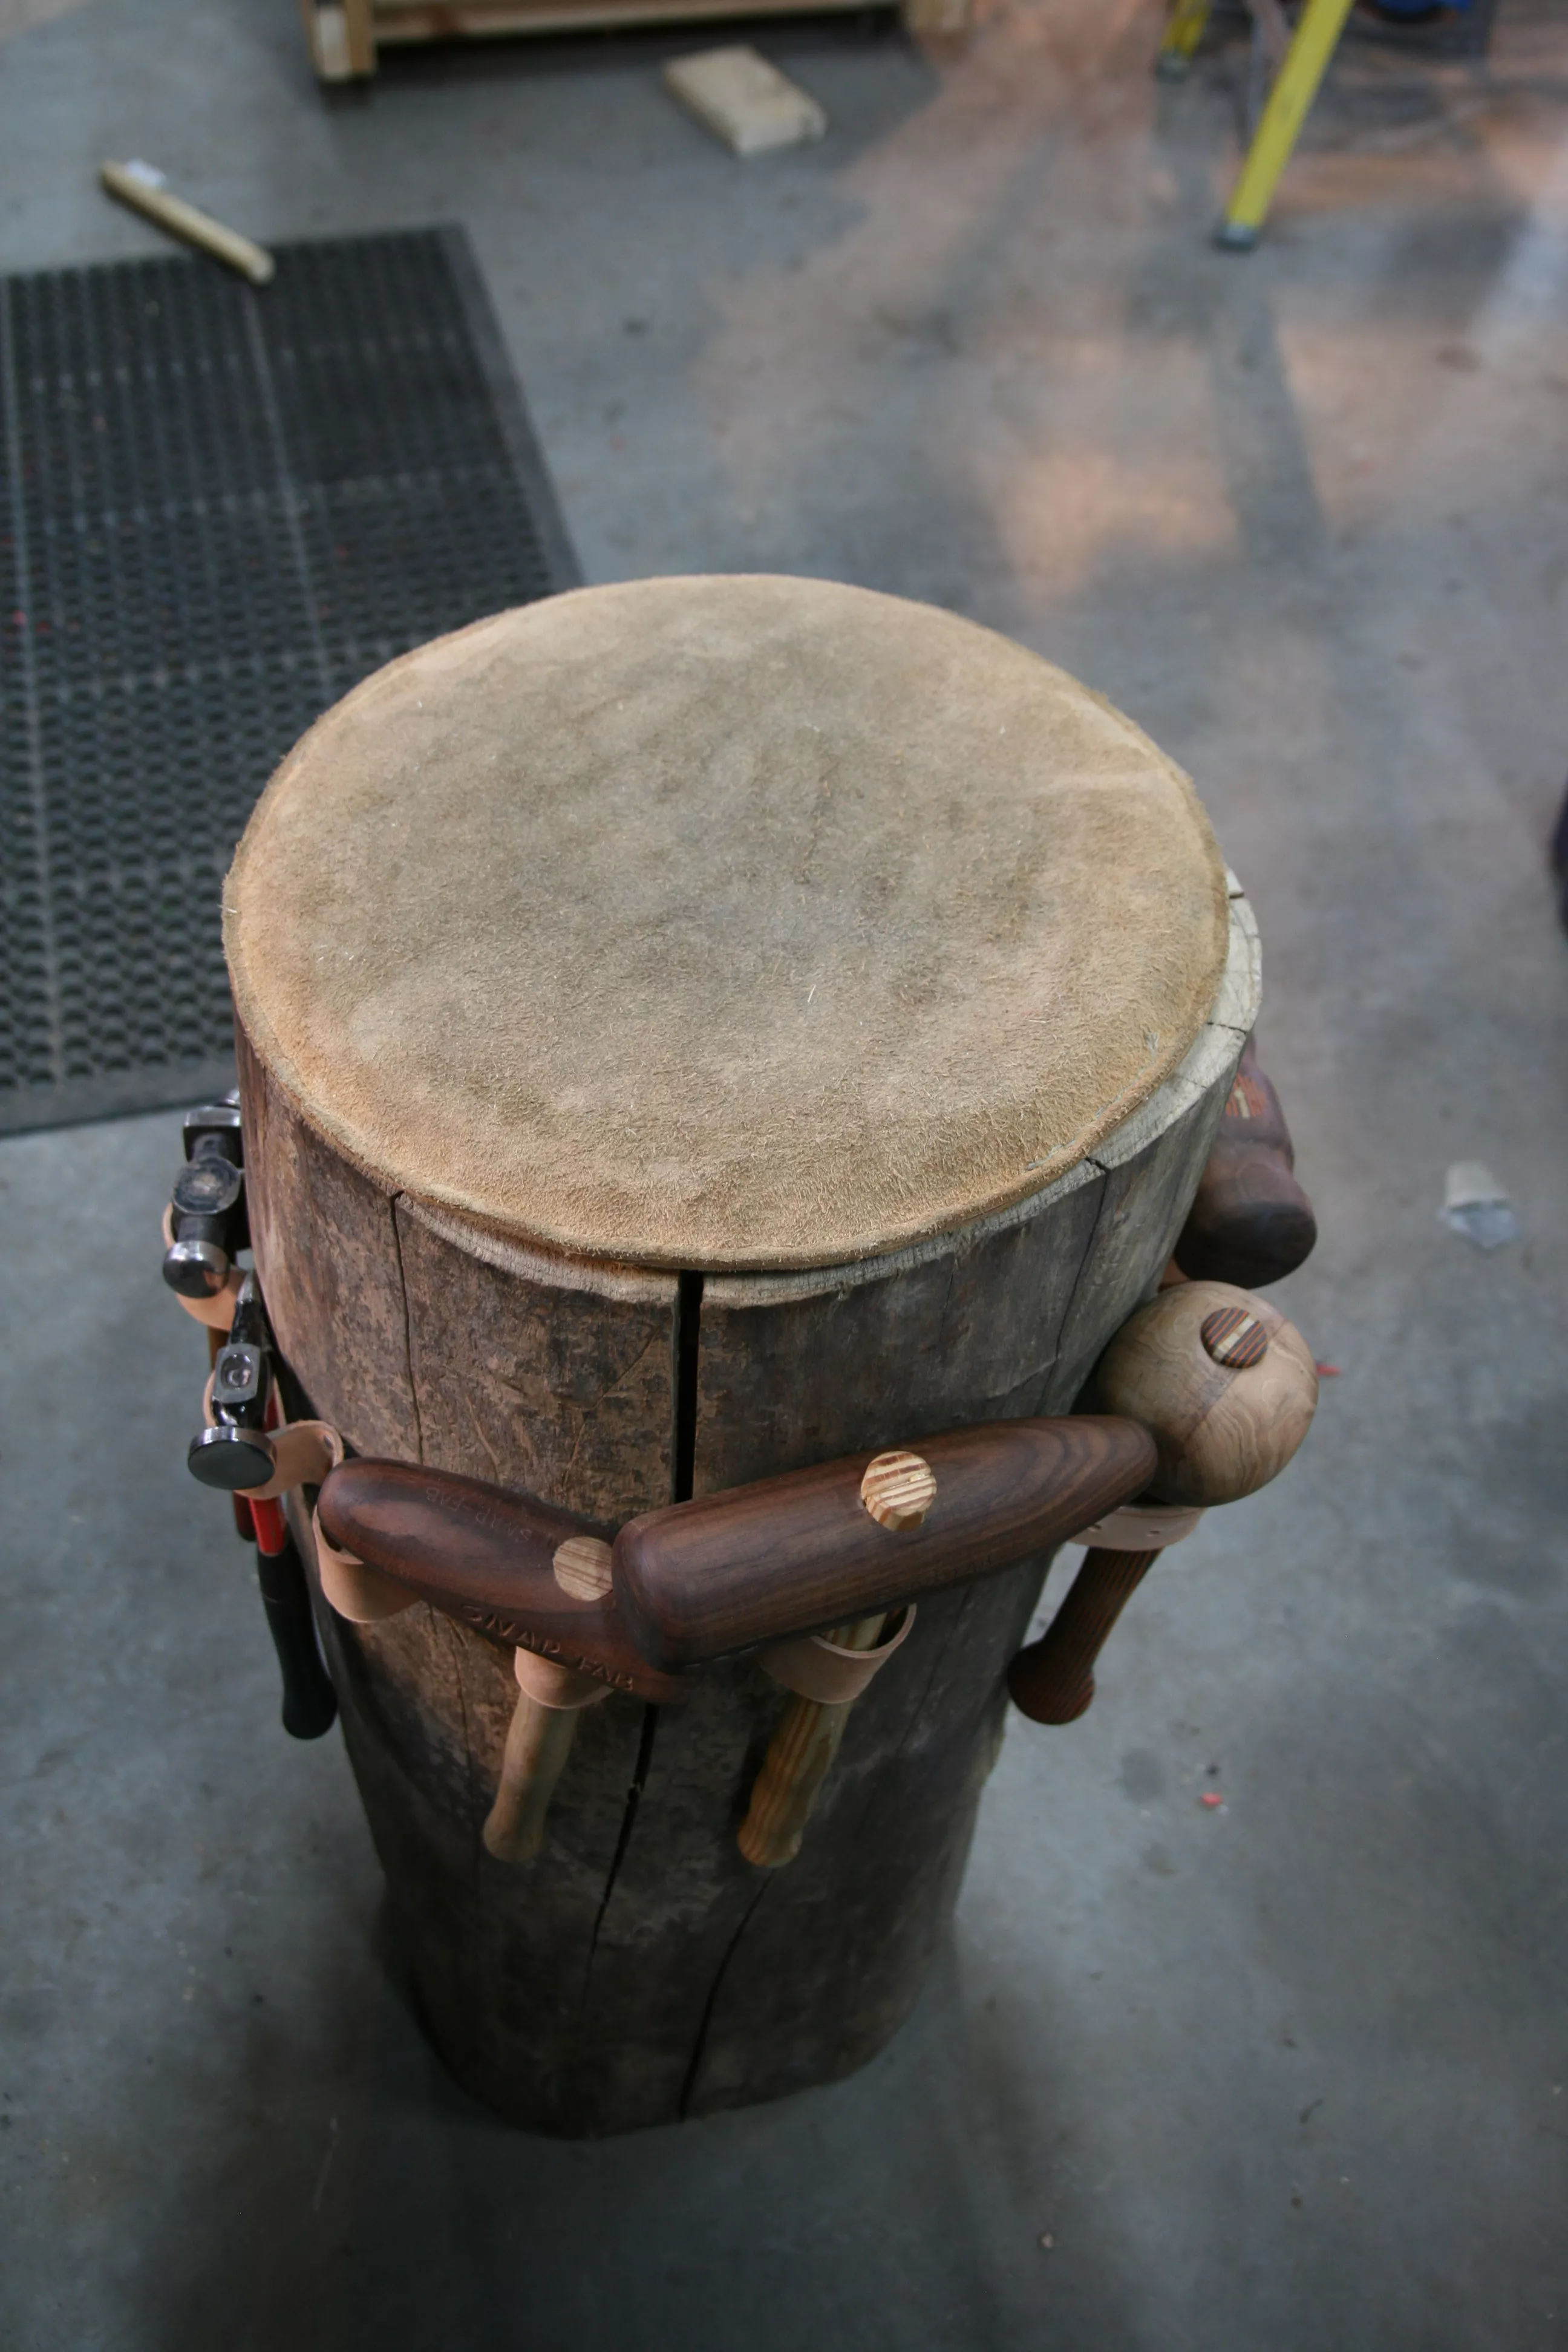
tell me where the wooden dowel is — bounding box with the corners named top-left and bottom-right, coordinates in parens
top-left (1006, 1549), bottom-right (1161, 1725)
top-left (100, 162), bottom-right (275, 286)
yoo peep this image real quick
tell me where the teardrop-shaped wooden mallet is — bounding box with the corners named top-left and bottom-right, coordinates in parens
top-left (1173, 1037), bottom-right (1316, 1289)
top-left (1007, 1282), bottom-right (1317, 1724)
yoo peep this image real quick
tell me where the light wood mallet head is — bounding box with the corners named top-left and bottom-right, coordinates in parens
top-left (1089, 1279), bottom-right (1318, 1508)
top-left (1008, 1282), bottom-right (1317, 1724)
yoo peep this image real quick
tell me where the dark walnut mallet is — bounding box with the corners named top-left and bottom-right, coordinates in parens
top-left (613, 1416), bottom-right (1154, 1669)
top-left (316, 1463), bottom-right (690, 1863)
top-left (734, 1452), bottom-right (932, 1872)
top-left (615, 1419), bottom-right (1157, 1870)
top-left (1173, 1036), bottom-right (1316, 1289)
top-left (319, 1419), bottom-right (1157, 1867)
top-left (1007, 1281), bottom-right (1318, 1725)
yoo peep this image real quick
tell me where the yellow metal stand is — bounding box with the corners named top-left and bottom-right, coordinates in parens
top-left (1157, 0), bottom-right (1359, 249)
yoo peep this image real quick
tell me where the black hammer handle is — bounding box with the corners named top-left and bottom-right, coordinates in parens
top-left (250, 1499), bottom-right (338, 1740)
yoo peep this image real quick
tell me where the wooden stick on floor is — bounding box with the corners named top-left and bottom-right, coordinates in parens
top-left (100, 162), bottom-right (275, 285)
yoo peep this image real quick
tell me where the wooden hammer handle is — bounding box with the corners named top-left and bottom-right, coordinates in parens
top-left (737, 1613), bottom-right (887, 1869)
top-left (483, 1697), bottom-right (582, 1864)
top-left (316, 1460), bottom-right (687, 1705)
top-left (482, 1653), bottom-right (611, 1864)
top-left (1005, 1549), bottom-right (1162, 1725)
top-left (618, 1416), bottom-right (1154, 1671)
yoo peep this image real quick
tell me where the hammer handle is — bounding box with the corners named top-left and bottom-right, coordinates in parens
top-left (316, 1460), bottom-right (687, 1705)
top-left (737, 1693), bottom-right (856, 1868)
top-left (483, 1697), bottom-right (580, 1863)
top-left (618, 1416), bottom-right (1155, 1671)
top-left (250, 1499), bottom-right (338, 1740)
top-left (1006, 1549), bottom-right (1161, 1725)
top-left (737, 1613), bottom-right (887, 1869)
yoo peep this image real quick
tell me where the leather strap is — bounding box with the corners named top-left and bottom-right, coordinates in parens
top-left (512, 1646), bottom-right (615, 1711)
top-left (757, 1606), bottom-right (915, 1702)
top-left (312, 1507), bottom-right (415, 1623)
top-left (1068, 1500), bottom-right (1204, 1552)
top-left (162, 1206), bottom-right (243, 1328)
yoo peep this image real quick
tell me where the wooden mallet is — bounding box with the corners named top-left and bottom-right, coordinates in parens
top-left (613, 1416), bottom-right (1156, 1670)
top-left (482, 1540), bottom-right (619, 1863)
top-left (613, 1421), bottom-right (1157, 1870)
top-left (316, 1462), bottom-right (688, 1864)
top-left (1007, 1281), bottom-right (1317, 1724)
top-left (321, 1419), bottom-right (1157, 1870)
top-left (736, 1454), bottom-right (927, 1869)
top-left (1173, 1037), bottom-right (1316, 1289)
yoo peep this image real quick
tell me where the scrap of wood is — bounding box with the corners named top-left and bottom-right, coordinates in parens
top-left (100, 161), bottom-right (275, 286)
top-left (662, 45), bottom-right (826, 156)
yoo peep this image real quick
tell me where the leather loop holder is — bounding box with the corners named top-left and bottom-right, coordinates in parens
top-left (757, 1607), bottom-right (916, 1702)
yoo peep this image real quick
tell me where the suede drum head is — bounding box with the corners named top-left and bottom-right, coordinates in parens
top-left (225, 576), bottom-right (1229, 1272)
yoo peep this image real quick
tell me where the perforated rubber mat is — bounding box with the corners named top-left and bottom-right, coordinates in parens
top-left (0, 226), bottom-right (577, 1133)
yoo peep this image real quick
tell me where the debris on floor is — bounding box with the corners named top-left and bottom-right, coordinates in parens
top-left (662, 47), bottom-right (827, 157)
top-left (1440, 1162), bottom-right (1521, 1253)
top-left (99, 159), bottom-right (273, 284)
top-left (1201, 1791), bottom-right (1226, 1809)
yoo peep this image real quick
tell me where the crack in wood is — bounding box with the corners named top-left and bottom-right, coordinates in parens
top-left (390, 1195), bottom-right (426, 1465)
top-left (570, 1699), bottom-right (661, 2057)
top-left (678, 1872), bottom-right (773, 2118)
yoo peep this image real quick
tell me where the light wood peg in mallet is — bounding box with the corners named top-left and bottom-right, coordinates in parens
top-left (483, 1538), bottom-right (616, 1864)
top-left (736, 1451), bottom-right (933, 1869)
top-left (1007, 1282), bottom-right (1317, 1726)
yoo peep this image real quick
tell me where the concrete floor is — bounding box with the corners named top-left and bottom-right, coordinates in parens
top-left (4, 0), bottom-right (1568, 2345)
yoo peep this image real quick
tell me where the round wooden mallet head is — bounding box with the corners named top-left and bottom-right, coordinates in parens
top-left (1008, 1281), bottom-right (1317, 1725)
top-left (1089, 1279), bottom-right (1318, 1508)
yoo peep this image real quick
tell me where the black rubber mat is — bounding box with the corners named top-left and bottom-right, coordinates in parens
top-left (0, 226), bottom-right (578, 1134)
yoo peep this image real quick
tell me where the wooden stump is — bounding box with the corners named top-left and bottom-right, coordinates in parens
top-left (248, 881), bottom-right (1258, 2137)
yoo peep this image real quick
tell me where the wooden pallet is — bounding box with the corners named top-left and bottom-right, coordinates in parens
top-left (297, 0), bottom-right (967, 79)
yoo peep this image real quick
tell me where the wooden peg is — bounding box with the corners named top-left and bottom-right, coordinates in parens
top-left (552, 1536), bottom-right (615, 1601)
top-left (1008, 1282), bottom-right (1317, 1725)
top-left (860, 1451), bottom-right (937, 1530)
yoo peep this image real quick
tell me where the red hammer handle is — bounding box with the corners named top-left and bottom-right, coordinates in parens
top-left (1005, 1548), bottom-right (1163, 1725)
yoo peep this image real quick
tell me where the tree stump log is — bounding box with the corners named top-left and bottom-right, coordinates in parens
top-left (246, 880), bottom-right (1257, 2135)
top-left (226, 577), bottom-right (1258, 2135)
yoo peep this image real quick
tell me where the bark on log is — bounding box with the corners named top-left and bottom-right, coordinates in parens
top-left (253, 884), bottom-right (1258, 2135)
